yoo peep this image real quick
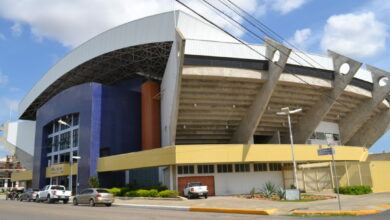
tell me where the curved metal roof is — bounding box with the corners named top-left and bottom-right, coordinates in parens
top-left (19, 10), bottom-right (376, 120)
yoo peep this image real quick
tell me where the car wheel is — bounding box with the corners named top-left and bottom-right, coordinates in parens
top-left (36, 196), bottom-right (40, 203)
top-left (63, 199), bottom-right (69, 204)
top-left (73, 199), bottom-right (78, 206)
top-left (204, 194), bottom-right (208, 199)
top-left (89, 199), bottom-right (95, 207)
top-left (47, 195), bottom-right (52, 203)
top-left (105, 203), bottom-right (111, 207)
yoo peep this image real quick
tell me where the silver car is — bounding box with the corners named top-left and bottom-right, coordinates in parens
top-left (18, 188), bottom-right (40, 202)
top-left (73, 188), bottom-right (114, 207)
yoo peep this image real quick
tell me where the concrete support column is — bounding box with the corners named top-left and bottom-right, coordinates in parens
top-left (292, 50), bottom-right (362, 144)
top-left (230, 38), bottom-right (291, 144)
top-left (141, 81), bottom-right (161, 150)
top-left (160, 29), bottom-right (185, 147)
top-left (339, 65), bottom-right (390, 144)
top-left (347, 108), bottom-right (390, 148)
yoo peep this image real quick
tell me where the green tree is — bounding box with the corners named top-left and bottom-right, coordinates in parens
top-left (88, 176), bottom-right (100, 188)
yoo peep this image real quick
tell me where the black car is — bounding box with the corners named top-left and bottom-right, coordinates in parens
top-left (18, 188), bottom-right (40, 202)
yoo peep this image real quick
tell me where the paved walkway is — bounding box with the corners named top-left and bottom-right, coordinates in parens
top-left (114, 192), bottom-right (390, 211)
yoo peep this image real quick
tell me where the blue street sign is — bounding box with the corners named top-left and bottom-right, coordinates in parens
top-left (317, 148), bottom-right (335, 156)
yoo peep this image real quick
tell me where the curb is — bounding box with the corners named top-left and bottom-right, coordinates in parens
top-left (114, 203), bottom-right (276, 215)
top-left (292, 209), bottom-right (382, 216)
top-left (189, 207), bottom-right (277, 215)
top-left (114, 203), bottom-right (189, 211)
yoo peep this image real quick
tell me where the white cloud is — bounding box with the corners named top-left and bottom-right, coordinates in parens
top-left (0, 0), bottom-right (306, 48)
top-left (269, 0), bottom-right (308, 14)
top-left (0, 33), bottom-right (5, 40)
top-left (287, 28), bottom-right (312, 50)
top-left (0, 98), bottom-right (19, 120)
top-left (320, 12), bottom-right (388, 58)
top-left (0, 71), bottom-right (9, 87)
top-left (0, 0), bottom-right (264, 48)
top-left (11, 22), bottom-right (23, 36)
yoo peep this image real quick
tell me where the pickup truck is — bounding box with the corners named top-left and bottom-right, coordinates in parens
top-left (183, 182), bottom-right (208, 199)
top-left (36, 185), bottom-right (72, 204)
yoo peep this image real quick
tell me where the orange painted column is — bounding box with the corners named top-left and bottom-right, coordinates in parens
top-left (141, 81), bottom-right (161, 150)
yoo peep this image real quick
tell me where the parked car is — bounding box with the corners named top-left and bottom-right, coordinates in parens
top-left (73, 188), bottom-right (114, 207)
top-left (18, 188), bottom-right (40, 202)
top-left (183, 182), bottom-right (208, 199)
top-left (36, 185), bottom-right (71, 203)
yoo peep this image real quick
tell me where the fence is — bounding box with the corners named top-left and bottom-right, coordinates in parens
top-left (283, 161), bottom-right (390, 193)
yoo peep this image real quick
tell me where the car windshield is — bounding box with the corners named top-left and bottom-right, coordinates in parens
top-left (51, 186), bottom-right (65, 190)
top-left (97, 189), bottom-right (109, 193)
top-left (189, 182), bottom-right (202, 187)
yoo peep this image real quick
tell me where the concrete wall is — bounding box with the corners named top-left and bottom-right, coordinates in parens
top-left (176, 163), bottom-right (283, 196)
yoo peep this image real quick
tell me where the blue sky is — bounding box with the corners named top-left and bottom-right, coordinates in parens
top-left (0, 0), bottom-right (389, 158)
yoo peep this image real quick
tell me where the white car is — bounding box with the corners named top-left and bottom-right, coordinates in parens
top-left (183, 182), bottom-right (208, 199)
top-left (36, 185), bottom-right (72, 204)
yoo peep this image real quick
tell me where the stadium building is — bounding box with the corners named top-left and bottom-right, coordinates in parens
top-left (8, 11), bottom-right (390, 195)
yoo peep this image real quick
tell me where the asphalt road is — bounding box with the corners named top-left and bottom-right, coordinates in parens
top-left (0, 199), bottom-right (389, 220)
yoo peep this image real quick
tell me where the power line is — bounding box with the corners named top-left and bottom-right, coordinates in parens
top-left (223, 0), bottom-right (328, 70)
top-left (179, 0), bottom-right (355, 110)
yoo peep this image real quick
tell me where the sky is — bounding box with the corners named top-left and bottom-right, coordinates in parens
top-left (0, 0), bottom-right (389, 157)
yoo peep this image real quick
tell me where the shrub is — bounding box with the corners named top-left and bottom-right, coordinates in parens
top-left (157, 190), bottom-right (179, 198)
top-left (120, 187), bottom-right (131, 196)
top-left (261, 182), bottom-right (277, 198)
top-left (336, 186), bottom-right (372, 195)
top-left (88, 176), bottom-right (99, 188)
top-left (276, 187), bottom-right (286, 200)
top-left (107, 187), bottom-right (121, 196)
top-left (124, 190), bottom-right (138, 197)
top-left (143, 186), bottom-right (168, 192)
top-left (249, 187), bottom-right (256, 198)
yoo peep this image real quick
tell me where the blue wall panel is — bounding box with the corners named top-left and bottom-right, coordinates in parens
top-left (33, 81), bottom-right (144, 190)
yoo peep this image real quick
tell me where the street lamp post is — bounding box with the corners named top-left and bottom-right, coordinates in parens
top-left (276, 107), bottom-right (302, 191)
top-left (70, 156), bottom-right (81, 195)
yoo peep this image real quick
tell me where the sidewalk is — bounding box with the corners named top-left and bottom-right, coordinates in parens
top-left (113, 192), bottom-right (390, 215)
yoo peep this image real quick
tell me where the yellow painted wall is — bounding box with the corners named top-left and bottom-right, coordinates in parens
top-left (369, 161), bottom-right (390, 193)
top-left (175, 144), bottom-right (368, 164)
top-left (97, 144), bottom-right (368, 172)
top-left (97, 146), bottom-right (175, 172)
top-left (45, 162), bottom-right (78, 178)
top-left (11, 170), bottom-right (33, 182)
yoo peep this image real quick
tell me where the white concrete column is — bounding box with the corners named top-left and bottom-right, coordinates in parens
top-left (292, 50), bottom-right (362, 144)
top-left (339, 65), bottom-right (390, 144)
top-left (230, 38), bottom-right (291, 144)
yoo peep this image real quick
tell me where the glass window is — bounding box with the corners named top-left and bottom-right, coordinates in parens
top-left (315, 132), bottom-right (326, 140)
top-left (73, 114), bottom-right (79, 126)
top-left (53, 155), bottom-right (58, 164)
top-left (269, 163), bottom-right (282, 171)
top-left (235, 164), bottom-right (250, 172)
top-left (54, 122), bottom-right (58, 132)
top-left (333, 134), bottom-right (340, 141)
top-left (53, 136), bottom-right (59, 152)
top-left (59, 152), bottom-right (70, 163)
top-left (46, 137), bottom-right (53, 153)
top-left (177, 165), bottom-right (194, 175)
top-left (60, 132), bottom-right (71, 150)
top-left (197, 165), bottom-right (214, 174)
top-left (72, 129), bottom-right (79, 147)
top-left (217, 164), bottom-right (233, 173)
top-left (254, 163), bottom-right (267, 172)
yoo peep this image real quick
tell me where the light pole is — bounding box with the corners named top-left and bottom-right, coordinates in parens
top-left (70, 156), bottom-right (81, 195)
top-left (276, 107), bottom-right (302, 191)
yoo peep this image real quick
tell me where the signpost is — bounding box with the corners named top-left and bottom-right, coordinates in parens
top-left (318, 146), bottom-right (342, 211)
